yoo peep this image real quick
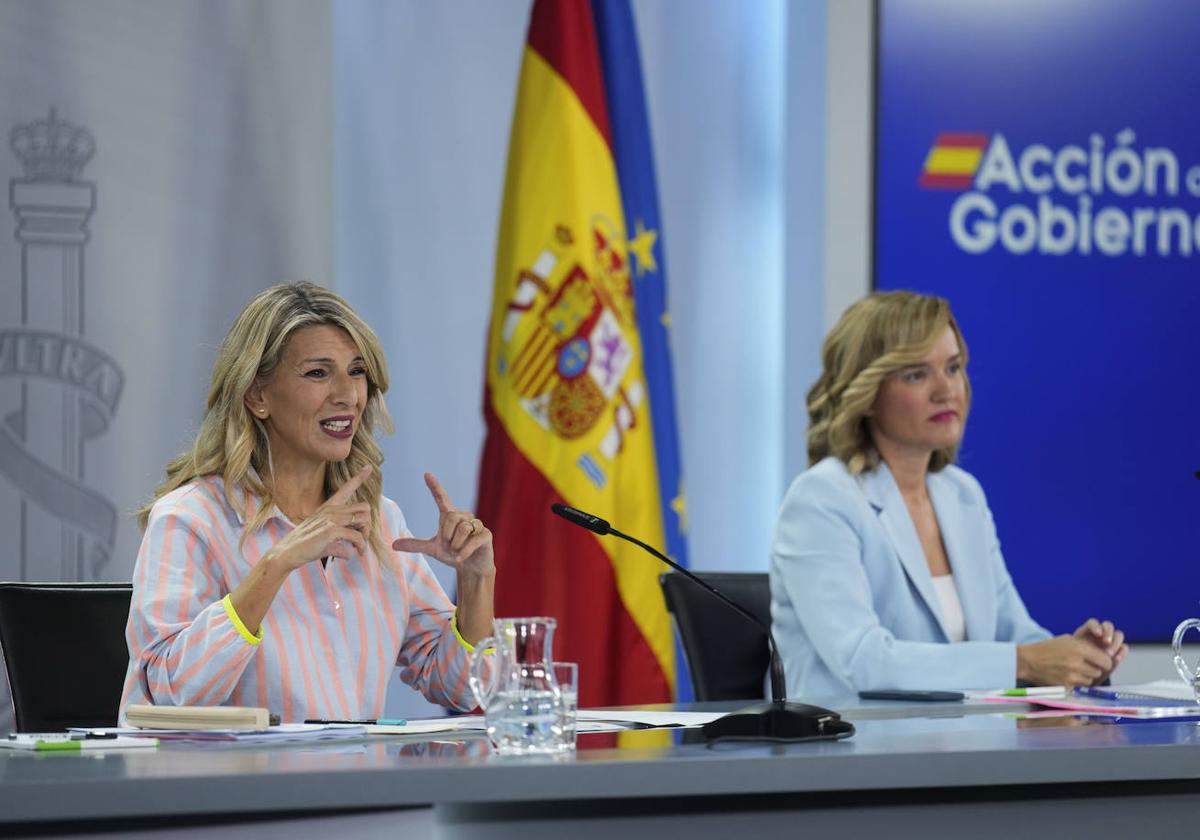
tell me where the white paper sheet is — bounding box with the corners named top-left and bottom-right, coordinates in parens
top-left (575, 710), bottom-right (726, 727)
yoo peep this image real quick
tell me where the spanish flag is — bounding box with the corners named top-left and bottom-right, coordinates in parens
top-left (919, 132), bottom-right (990, 189)
top-left (477, 0), bottom-right (688, 718)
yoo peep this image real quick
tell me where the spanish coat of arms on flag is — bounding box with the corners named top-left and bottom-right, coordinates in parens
top-left (477, 0), bottom-right (689, 728)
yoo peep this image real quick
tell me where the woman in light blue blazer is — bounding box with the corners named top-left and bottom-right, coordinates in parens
top-left (771, 291), bottom-right (1127, 698)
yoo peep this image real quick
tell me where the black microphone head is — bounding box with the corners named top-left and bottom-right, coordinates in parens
top-left (550, 503), bottom-right (611, 535)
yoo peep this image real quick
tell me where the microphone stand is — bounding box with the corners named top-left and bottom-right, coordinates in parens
top-left (551, 504), bottom-right (854, 743)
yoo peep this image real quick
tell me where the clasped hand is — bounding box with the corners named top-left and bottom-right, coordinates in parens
top-left (392, 473), bottom-right (495, 578)
top-left (1017, 618), bottom-right (1128, 687)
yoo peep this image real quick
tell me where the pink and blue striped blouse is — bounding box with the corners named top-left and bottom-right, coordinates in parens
top-left (119, 476), bottom-right (481, 722)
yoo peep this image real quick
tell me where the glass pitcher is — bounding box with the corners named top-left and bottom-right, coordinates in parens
top-left (468, 617), bottom-right (565, 755)
top-left (1172, 617), bottom-right (1200, 702)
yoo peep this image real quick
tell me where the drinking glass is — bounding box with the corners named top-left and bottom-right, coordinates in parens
top-left (1172, 617), bottom-right (1200, 702)
top-left (552, 661), bottom-right (578, 751)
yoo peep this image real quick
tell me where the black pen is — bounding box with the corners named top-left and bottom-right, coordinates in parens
top-left (304, 718), bottom-right (407, 725)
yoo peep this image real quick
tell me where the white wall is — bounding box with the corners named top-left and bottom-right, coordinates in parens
top-left (1116, 646), bottom-right (1177, 684)
top-left (822, 0), bottom-right (874, 334)
top-left (634, 0), bottom-right (787, 572)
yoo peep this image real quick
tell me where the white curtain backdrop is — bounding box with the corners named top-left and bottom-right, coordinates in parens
top-left (0, 0), bottom-right (334, 728)
top-left (0, 0), bottom-right (333, 585)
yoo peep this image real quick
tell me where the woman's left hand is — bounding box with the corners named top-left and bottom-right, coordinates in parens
top-left (1073, 618), bottom-right (1128, 683)
top-left (391, 473), bottom-right (495, 578)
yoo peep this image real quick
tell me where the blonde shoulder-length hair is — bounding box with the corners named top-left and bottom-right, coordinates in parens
top-left (806, 290), bottom-right (970, 474)
top-left (138, 282), bottom-right (394, 559)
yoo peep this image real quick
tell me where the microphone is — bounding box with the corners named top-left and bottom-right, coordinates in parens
top-left (550, 503), bottom-right (854, 743)
top-left (550, 503), bottom-right (611, 535)
top-left (553, 504), bottom-right (789, 699)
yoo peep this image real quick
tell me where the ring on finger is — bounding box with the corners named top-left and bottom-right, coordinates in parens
top-left (466, 518), bottom-right (478, 537)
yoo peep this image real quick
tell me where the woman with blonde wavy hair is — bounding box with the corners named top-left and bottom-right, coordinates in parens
top-left (770, 291), bottom-right (1126, 697)
top-left (120, 282), bottom-right (494, 722)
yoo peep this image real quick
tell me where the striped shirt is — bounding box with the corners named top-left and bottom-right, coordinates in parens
top-left (120, 476), bottom-right (483, 722)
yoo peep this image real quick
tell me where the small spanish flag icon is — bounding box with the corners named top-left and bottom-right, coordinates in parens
top-left (918, 132), bottom-right (990, 189)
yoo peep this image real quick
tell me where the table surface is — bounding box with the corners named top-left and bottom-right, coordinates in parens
top-left (3, 698), bottom-right (1200, 825)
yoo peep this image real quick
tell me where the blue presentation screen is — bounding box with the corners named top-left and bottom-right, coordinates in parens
top-left (875, 0), bottom-right (1200, 641)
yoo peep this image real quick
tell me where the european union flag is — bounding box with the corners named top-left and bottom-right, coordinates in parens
top-left (592, 0), bottom-right (692, 698)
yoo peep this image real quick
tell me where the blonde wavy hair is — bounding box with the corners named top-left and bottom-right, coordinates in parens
top-left (138, 282), bottom-right (394, 560)
top-left (806, 290), bottom-right (969, 474)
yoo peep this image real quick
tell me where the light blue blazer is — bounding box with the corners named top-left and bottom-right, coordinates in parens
top-left (770, 457), bottom-right (1050, 698)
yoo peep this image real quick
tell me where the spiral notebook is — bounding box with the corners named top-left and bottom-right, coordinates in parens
top-left (979, 681), bottom-right (1199, 718)
top-left (1095, 679), bottom-right (1196, 702)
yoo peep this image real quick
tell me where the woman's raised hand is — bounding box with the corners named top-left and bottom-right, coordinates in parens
top-left (266, 465), bottom-right (373, 572)
top-left (391, 473), bottom-right (495, 578)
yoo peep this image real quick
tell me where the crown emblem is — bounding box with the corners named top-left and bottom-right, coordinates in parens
top-left (10, 109), bottom-right (95, 182)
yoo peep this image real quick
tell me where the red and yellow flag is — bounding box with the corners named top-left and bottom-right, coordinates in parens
top-left (919, 132), bottom-right (990, 189)
top-left (477, 0), bottom-right (677, 715)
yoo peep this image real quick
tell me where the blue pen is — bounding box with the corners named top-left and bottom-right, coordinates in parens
top-left (375, 718), bottom-right (407, 726)
top-left (1074, 686), bottom-right (1120, 700)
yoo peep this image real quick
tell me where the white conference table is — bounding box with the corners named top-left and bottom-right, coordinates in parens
top-left (2, 698), bottom-right (1199, 838)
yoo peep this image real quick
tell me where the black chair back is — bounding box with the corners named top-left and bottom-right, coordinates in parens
top-left (659, 571), bottom-right (771, 702)
top-left (0, 582), bottom-right (132, 732)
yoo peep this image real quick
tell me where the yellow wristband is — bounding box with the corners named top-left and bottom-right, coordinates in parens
top-left (222, 595), bottom-right (263, 646)
top-left (452, 610), bottom-right (494, 654)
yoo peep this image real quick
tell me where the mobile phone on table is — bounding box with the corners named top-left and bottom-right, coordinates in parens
top-left (858, 689), bottom-right (964, 702)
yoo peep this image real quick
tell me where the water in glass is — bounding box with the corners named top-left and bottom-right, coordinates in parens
top-left (486, 689), bottom-right (562, 754)
top-left (552, 661), bottom-right (578, 751)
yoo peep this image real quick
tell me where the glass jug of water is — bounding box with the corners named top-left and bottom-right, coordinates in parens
top-left (468, 617), bottom-right (565, 755)
top-left (1173, 617), bottom-right (1200, 702)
